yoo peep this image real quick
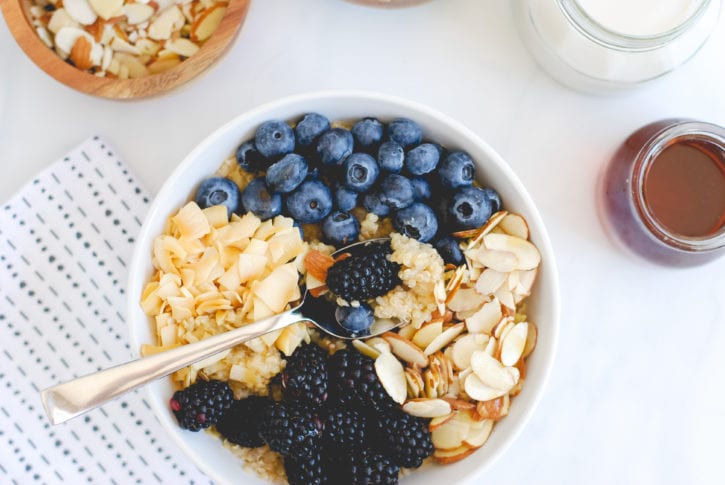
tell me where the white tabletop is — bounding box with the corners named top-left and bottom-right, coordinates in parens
top-left (1, 1), bottom-right (724, 484)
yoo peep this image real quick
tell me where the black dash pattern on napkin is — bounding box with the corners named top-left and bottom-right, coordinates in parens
top-left (0, 137), bottom-right (211, 485)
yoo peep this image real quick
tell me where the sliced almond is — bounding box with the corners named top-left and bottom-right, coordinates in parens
top-left (476, 394), bottom-right (510, 420)
top-left (412, 319), bottom-right (444, 349)
top-left (69, 35), bottom-right (94, 69)
top-left (522, 322), bottom-right (538, 359)
top-left (464, 373), bottom-right (508, 401)
top-left (397, 323), bottom-right (417, 340)
top-left (382, 332), bottom-right (428, 367)
top-left (48, 9), bottom-right (80, 34)
top-left (465, 298), bottom-right (502, 334)
top-left (403, 398), bottom-right (452, 418)
top-left (447, 287), bottom-right (487, 313)
top-left (463, 419), bottom-right (494, 448)
top-left (450, 333), bottom-right (489, 370)
top-left (165, 37), bottom-right (199, 57)
top-left (109, 35), bottom-right (140, 55)
top-left (352, 339), bottom-right (380, 360)
top-left (89, 0), bottom-right (123, 20)
top-left (424, 322), bottom-right (465, 355)
top-left (147, 55), bottom-right (182, 74)
top-left (499, 213), bottom-right (530, 240)
top-left (374, 351), bottom-right (407, 404)
top-left (405, 367), bottom-right (424, 398)
top-left (441, 397), bottom-right (476, 410)
top-left (54, 26), bottom-right (92, 55)
top-left (303, 250), bottom-right (335, 284)
top-left (474, 268), bottom-right (507, 297)
top-left (494, 286), bottom-right (515, 311)
top-left (483, 233), bottom-right (541, 271)
top-left (431, 414), bottom-right (470, 450)
top-left (423, 368), bottom-right (439, 399)
top-left (123, 2), bottom-right (155, 24)
top-left (471, 249), bottom-right (517, 273)
top-left (470, 351), bottom-right (518, 391)
top-left (492, 317), bottom-right (514, 340)
top-left (433, 444), bottom-right (476, 464)
top-left (466, 210), bottom-right (508, 249)
top-left (190, 3), bottom-right (226, 42)
top-left (500, 322), bottom-right (528, 366)
top-left (63, 0), bottom-right (98, 25)
top-left (369, 318), bottom-right (397, 336)
top-left (429, 412), bottom-right (456, 431)
top-left (515, 267), bottom-right (538, 297)
top-left (365, 337), bottom-right (391, 354)
top-left (148, 5), bottom-right (184, 41)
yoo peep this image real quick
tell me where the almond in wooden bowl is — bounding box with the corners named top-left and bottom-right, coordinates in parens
top-left (0, 0), bottom-right (249, 99)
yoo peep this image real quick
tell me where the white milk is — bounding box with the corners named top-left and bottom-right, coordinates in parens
top-left (577, 0), bottom-right (703, 37)
top-left (514, 0), bottom-right (720, 92)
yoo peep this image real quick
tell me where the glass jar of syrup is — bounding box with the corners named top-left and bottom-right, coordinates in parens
top-left (602, 119), bottom-right (725, 266)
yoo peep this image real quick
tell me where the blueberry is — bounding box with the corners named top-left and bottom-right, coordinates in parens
top-left (379, 174), bottom-right (415, 210)
top-left (316, 128), bottom-right (353, 166)
top-left (343, 153), bottom-right (380, 193)
top-left (322, 210), bottom-right (360, 247)
top-left (295, 113), bottom-right (330, 148)
top-left (434, 236), bottom-right (464, 266)
top-left (265, 153), bottom-right (308, 193)
top-left (335, 303), bottom-right (374, 335)
top-left (285, 179), bottom-right (333, 224)
top-left (481, 187), bottom-right (502, 213)
top-left (194, 177), bottom-right (240, 218)
top-left (410, 177), bottom-right (431, 200)
top-left (392, 202), bottom-right (438, 243)
top-left (235, 141), bottom-right (266, 173)
top-left (254, 120), bottom-right (295, 159)
top-left (351, 117), bottom-right (384, 152)
top-left (335, 184), bottom-right (359, 212)
top-left (387, 118), bottom-right (422, 148)
top-left (446, 186), bottom-right (492, 229)
top-left (404, 143), bottom-right (440, 176)
top-left (377, 141), bottom-right (404, 173)
top-left (241, 177), bottom-right (282, 220)
top-left (439, 151), bottom-right (475, 189)
top-left (362, 192), bottom-right (391, 217)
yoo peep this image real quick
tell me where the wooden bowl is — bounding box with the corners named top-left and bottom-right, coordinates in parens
top-left (0, 0), bottom-right (250, 99)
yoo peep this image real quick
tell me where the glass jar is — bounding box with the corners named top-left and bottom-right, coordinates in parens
top-left (601, 119), bottom-right (725, 266)
top-left (514, 0), bottom-right (722, 93)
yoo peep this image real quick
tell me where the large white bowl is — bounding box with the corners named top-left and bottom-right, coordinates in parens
top-left (127, 90), bottom-right (560, 485)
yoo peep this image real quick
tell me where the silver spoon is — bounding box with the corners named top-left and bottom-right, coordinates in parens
top-left (41, 238), bottom-right (396, 425)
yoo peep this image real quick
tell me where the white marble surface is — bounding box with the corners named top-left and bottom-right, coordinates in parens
top-left (1, 0), bottom-right (724, 484)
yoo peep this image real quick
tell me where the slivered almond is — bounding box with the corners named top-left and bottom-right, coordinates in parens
top-left (494, 286), bottom-right (515, 310)
top-left (148, 5), bottom-right (184, 40)
top-left (466, 210), bottom-right (508, 249)
top-left (522, 322), bottom-right (537, 359)
top-left (471, 249), bottom-right (518, 272)
top-left (64, 0), bottom-right (98, 25)
top-left (89, 0), bottom-right (123, 20)
top-left (48, 9), bottom-right (80, 34)
top-left (470, 351), bottom-right (518, 391)
top-left (123, 2), bottom-right (154, 24)
top-left (190, 3), bottom-right (225, 42)
top-left (397, 323), bottom-right (417, 340)
top-left (352, 339), bottom-right (380, 360)
top-left (516, 268), bottom-right (538, 296)
top-left (500, 322), bottom-right (528, 366)
top-left (402, 398), bottom-right (452, 418)
top-left (382, 332), bottom-right (428, 367)
top-left (303, 250), bottom-right (334, 283)
top-left (465, 298), bottom-right (502, 334)
top-left (424, 322), bottom-right (465, 355)
top-left (447, 287), bottom-right (486, 313)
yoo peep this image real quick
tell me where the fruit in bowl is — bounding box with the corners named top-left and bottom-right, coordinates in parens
top-left (128, 91), bottom-right (560, 485)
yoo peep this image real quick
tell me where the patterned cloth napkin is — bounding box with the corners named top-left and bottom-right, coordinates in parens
top-left (0, 137), bottom-right (211, 484)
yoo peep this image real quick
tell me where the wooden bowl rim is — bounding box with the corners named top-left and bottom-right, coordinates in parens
top-left (0, 0), bottom-right (250, 99)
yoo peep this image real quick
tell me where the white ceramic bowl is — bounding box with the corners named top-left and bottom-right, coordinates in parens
top-left (127, 90), bottom-right (560, 485)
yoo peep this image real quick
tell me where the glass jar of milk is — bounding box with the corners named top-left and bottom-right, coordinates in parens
top-left (515, 0), bottom-right (722, 92)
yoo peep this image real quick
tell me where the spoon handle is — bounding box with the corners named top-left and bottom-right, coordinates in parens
top-left (41, 310), bottom-right (305, 425)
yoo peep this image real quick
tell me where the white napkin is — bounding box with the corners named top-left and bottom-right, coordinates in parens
top-left (0, 137), bottom-right (211, 484)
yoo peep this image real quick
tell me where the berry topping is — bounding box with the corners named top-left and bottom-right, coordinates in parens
top-left (386, 117), bottom-right (422, 148)
top-left (439, 150), bottom-right (475, 189)
top-left (255, 120), bottom-right (295, 159)
top-left (322, 210), bottom-right (360, 247)
top-left (235, 141), bottom-right (266, 173)
top-left (325, 241), bottom-right (401, 302)
top-left (281, 343), bottom-right (329, 410)
top-left (295, 113), bottom-right (330, 149)
top-left (404, 142), bottom-right (441, 176)
top-left (379, 174), bottom-right (415, 210)
top-left (169, 379), bottom-right (234, 431)
top-left (343, 153), bottom-right (380, 193)
top-left (377, 140), bottom-right (405, 173)
top-left (351, 117), bottom-right (385, 152)
top-left (194, 177), bottom-right (240, 218)
top-left (285, 179), bottom-right (334, 224)
top-left (327, 349), bottom-right (397, 413)
top-left (334, 184), bottom-right (359, 212)
top-left (265, 153), bottom-right (308, 193)
top-left (392, 202), bottom-right (438, 243)
top-left (435, 236), bottom-right (465, 266)
top-left (362, 192), bottom-right (391, 217)
top-left (284, 450), bottom-right (327, 485)
top-left (371, 409), bottom-right (434, 468)
top-left (334, 302), bottom-right (374, 335)
top-left (446, 186), bottom-right (493, 229)
top-left (241, 177), bottom-right (283, 220)
top-left (316, 128), bottom-right (354, 166)
top-left (258, 402), bottom-right (322, 459)
top-left (216, 396), bottom-right (273, 447)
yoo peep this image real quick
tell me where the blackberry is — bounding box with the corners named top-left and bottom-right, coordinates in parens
top-left (350, 448), bottom-right (400, 485)
top-left (327, 349), bottom-right (396, 413)
top-left (169, 380), bottom-right (234, 431)
top-left (372, 410), bottom-right (434, 468)
top-left (258, 402), bottom-right (321, 459)
top-left (281, 343), bottom-right (328, 410)
top-left (215, 396), bottom-right (272, 447)
top-left (284, 450), bottom-right (327, 485)
top-left (323, 407), bottom-right (367, 451)
top-left (325, 241), bottom-right (401, 302)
